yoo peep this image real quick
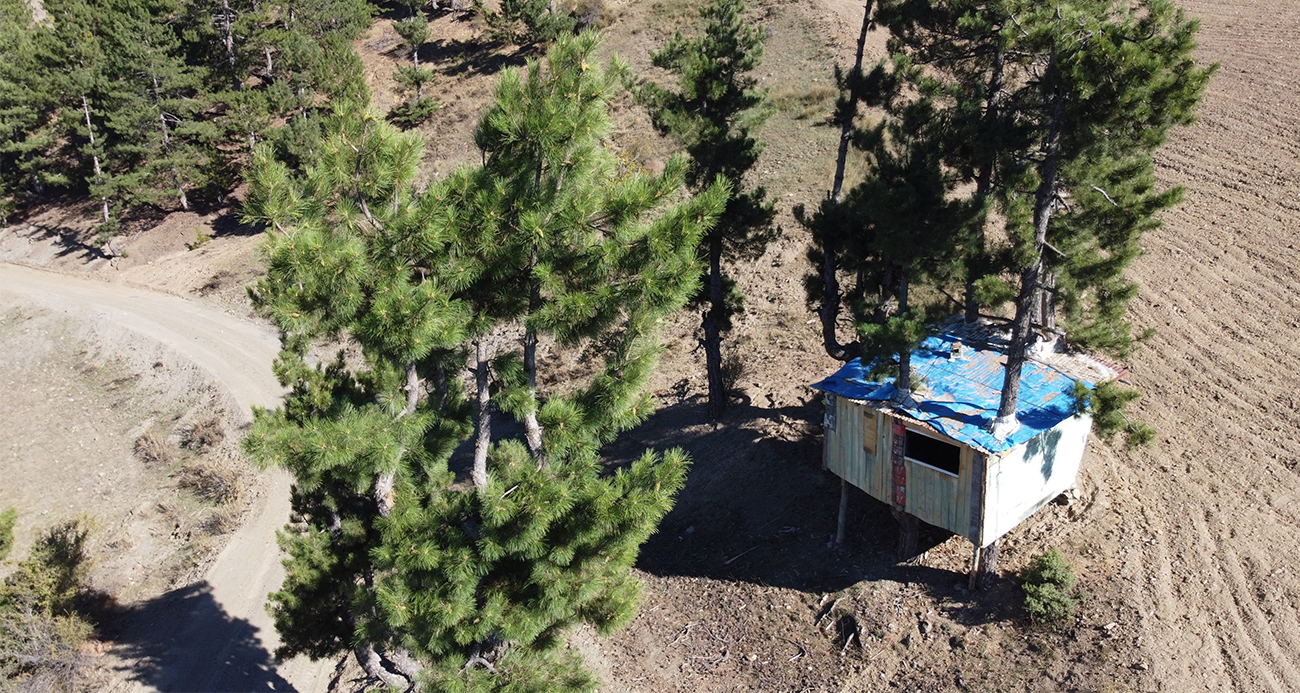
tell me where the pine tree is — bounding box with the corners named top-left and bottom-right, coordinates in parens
top-left (796, 0), bottom-right (873, 363)
top-left (39, 0), bottom-right (121, 227)
top-left (243, 32), bottom-right (726, 691)
top-left (483, 0), bottom-right (577, 46)
top-left (641, 0), bottom-right (776, 418)
top-left (0, 0), bottom-right (55, 225)
top-left (100, 0), bottom-right (214, 211)
top-left (839, 89), bottom-right (976, 398)
top-left (811, 0), bottom-right (1210, 444)
top-left (987, 0), bottom-right (1213, 438)
top-left (389, 17), bottom-right (439, 129)
top-left (870, 0), bottom-right (1027, 324)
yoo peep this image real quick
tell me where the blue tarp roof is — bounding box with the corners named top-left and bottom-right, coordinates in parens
top-left (810, 334), bottom-right (1089, 454)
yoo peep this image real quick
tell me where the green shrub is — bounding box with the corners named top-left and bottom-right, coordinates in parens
top-left (0, 508), bottom-right (15, 561)
top-left (0, 519), bottom-right (96, 691)
top-left (1020, 549), bottom-right (1079, 626)
top-left (387, 96), bottom-right (440, 130)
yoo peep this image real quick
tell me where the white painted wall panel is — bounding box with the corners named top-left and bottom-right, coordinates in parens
top-left (982, 413), bottom-right (1092, 545)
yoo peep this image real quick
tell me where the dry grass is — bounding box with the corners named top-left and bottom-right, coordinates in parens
top-left (646, 0), bottom-right (703, 33)
top-left (200, 506), bottom-right (243, 536)
top-left (175, 458), bottom-right (244, 505)
top-left (770, 84), bottom-right (837, 121)
top-left (569, 0), bottom-right (615, 30)
top-left (132, 433), bottom-right (173, 466)
top-left (181, 417), bottom-right (225, 452)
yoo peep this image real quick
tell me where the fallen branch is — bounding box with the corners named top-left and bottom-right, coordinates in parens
top-left (815, 597), bottom-right (843, 631)
top-left (724, 545), bottom-right (759, 565)
top-left (671, 622), bottom-right (697, 646)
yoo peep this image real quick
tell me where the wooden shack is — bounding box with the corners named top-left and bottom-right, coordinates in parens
top-left (812, 332), bottom-right (1116, 578)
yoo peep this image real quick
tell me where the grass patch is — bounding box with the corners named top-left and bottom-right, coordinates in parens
top-left (133, 433), bottom-right (174, 466)
top-left (201, 506), bottom-right (243, 536)
top-left (181, 417), bottom-right (225, 453)
top-left (0, 508), bottom-right (14, 561)
top-left (770, 83), bottom-right (836, 121)
top-left (175, 458), bottom-right (244, 505)
top-left (647, 0), bottom-right (703, 33)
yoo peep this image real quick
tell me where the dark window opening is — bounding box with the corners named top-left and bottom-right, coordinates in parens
top-left (905, 430), bottom-right (960, 476)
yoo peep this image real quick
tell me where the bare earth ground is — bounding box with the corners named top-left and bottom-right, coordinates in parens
top-left (0, 264), bottom-right (331, 692)
top-left (1, 0), bottom-right (1298, 690)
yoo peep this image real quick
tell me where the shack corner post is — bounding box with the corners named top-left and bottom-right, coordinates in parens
top-left (810, 324), bottom-right (1120, 586)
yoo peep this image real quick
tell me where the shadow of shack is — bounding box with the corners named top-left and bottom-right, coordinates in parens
top-left (810, 329), bottom-right (1120, 585)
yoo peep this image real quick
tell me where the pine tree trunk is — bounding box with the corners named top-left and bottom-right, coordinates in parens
top-left (964, 44), bottom-right (1005, 324)
top-left (148, 70), bottom-right (189, 212)
top-left (831, 0), bottom-right (872, 205)
top-left (433, 360), bottom-right (447, 409)
top-left (523, 249), bottom-right (546, 465)
top-left (820, 0), bottom-right (872, 362)
top-left (1041, 272), bottom-right (1056, 333)
top-left (994, 85), bottom-right (1064, 436)
top-left (376, 362), bottom-right (419, 518)
top-left (356, 644), bottom-right (410, 691)
top-left (522, 330), bottom-right (544, 462)
top-left (176, 177), bottom-right (189, 211)
top-left (265, 45), bottom-right (274, 78)
top-left (221, 0), bottom-right (238, 86)
top-left (894, 264), bottom-right (910, 402)
top-left (411, 43), bottom-right (422, 99)
top-left (473, 339), bottom-right (491, 490)
top-left (81, 95), bottom-right (109, 225)
top-left (704, 232), bottom-right (726, 419)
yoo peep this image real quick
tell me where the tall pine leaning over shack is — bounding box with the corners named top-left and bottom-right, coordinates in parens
top-left (807, 0), bottom-right (1211, 583)
top-left (243, 32), bottom-right (728, 693)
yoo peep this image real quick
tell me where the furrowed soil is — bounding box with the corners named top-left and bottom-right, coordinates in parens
top-left (0, 0), bottom-right (1296, 691)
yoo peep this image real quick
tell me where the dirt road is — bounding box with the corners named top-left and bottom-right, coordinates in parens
top-left (0, 262), bottom-right (330, 692)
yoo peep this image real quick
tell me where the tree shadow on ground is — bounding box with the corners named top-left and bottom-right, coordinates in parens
top-left (607, 392), bottom-right (1012, 613)
top-left (18, 224), bottom-right (112, 263)
top-left (894, 561), bottom-right (1025, 627)
top-left (104, 581), bottom-right (293, 692)
top-left (443, 386), bottom-right (1013, 615)
top-left (210, 208), bottom-right (263, 238)
top-left (422, 37), bottom-right (532, 77)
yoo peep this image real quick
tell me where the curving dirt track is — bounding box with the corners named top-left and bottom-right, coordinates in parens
top-left (1075, 1), bottom-right (1300, 690)
top-left (0, 263), bottom-right (330, 692)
